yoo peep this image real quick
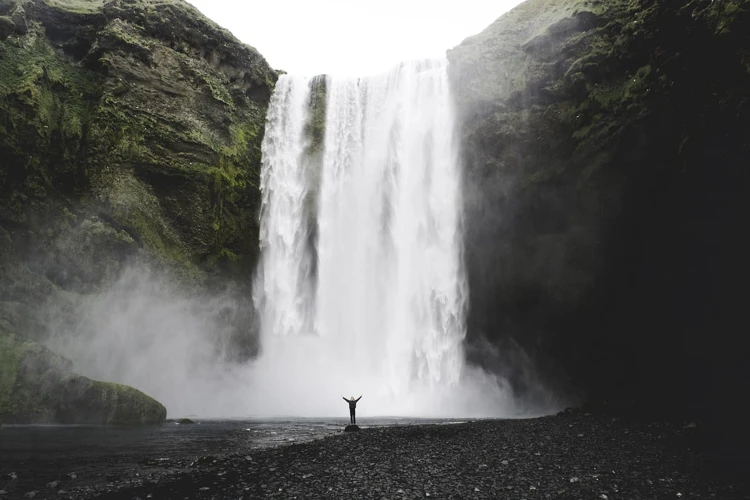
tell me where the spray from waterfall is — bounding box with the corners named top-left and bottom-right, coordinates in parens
top-left (251, 59), bottom-right (518, 417)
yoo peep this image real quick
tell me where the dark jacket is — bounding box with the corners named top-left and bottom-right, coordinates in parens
top-left (343, 396), bottom-right (362, 409)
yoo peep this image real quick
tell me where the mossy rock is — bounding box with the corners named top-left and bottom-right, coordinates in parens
top-left (0, 330), bottom-right (166, 424)
top-left (176, 417), bottom-right (195, 424)
top-left (0, 0), bottom-right (276, 362)
top-left (56, 378), bottom-right (167, 425)
top-left (0, 0), bottom-right (18, 15)
top-left (448, 0), bottom-right (750, 415)
top-left (0, 0), bottom-right (278, 292)
top-left (10, 4), bottom-right (27, 34)
top-left (0, 15), bottom-right (14, 39)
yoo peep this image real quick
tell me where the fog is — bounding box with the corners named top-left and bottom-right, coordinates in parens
top-left (40, 263), bottom-right (555, 418)
top-left (26, 2), bottom-right (564, 420)
top-left (35, 58), bottom-right (561, 419)
top-left (45, 267), bottom-right (258, 418)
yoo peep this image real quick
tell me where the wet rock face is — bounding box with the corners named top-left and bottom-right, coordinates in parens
top-left (0, 0), bottom-right (274, 424)
top-left (449, 0), bottom-right (750, 423)
top-left (0, 0), bottom-right (278, 292)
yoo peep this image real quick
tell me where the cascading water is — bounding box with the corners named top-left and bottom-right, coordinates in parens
top-left (252, 59), bottom-right (515, 417)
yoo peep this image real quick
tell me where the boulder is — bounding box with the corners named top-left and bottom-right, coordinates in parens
top-left (0, 330), bottom-right (166, 424)
top-left (0, 15), bottom-right (14, 39)
top-left (9, 4), bottom-right (25, 34)
top-left (344, 425), bottom-right (360, 432)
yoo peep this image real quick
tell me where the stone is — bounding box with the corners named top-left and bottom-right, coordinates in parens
top-left (1, 331), bottom-right (166, 425)
top-left (9, 5), bottom-right (24, 34)
top-left (344, 425), bottom-right (360, 432)
top-left (0, 15), bottom-right (14, 39)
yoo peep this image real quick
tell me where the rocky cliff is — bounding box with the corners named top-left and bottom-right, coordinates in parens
top-left (1, 0), bottom-right (276, 288)
top-left (1, 0), bottom-right (277, 423)
top-left (449, 0), bottom-right (749, 465)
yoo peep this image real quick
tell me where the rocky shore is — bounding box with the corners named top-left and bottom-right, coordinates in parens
top-left (4, 410), bottom-right (742, 499)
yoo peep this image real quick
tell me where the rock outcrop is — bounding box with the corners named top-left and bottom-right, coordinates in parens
top-left (0, 0), bottom-right (277, 423)
top-left (449, 0), bottom-right (749, 461)
top-left (0, 0), bottom-right (277, 291)
top-left (1, 329), bottom-right (167, 424)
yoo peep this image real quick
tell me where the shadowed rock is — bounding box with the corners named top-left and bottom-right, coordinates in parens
top-left (0, 330), bottom-right (167, 425)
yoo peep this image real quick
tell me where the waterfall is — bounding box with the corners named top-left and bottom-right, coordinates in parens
top-left (253, 59), bottom-right (513, 417)
top-left (256, 75), bottom-right (317, 341)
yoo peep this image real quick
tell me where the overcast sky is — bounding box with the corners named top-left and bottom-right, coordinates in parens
top-left (185, 0), bottom-right (524, 76)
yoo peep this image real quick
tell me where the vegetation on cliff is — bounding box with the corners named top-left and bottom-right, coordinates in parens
top-left (0, 0), bottom-right (277, 290)
top-left (449, 0), bottom-right (749, 466)
top-left (0, 0), bottom-right (277, 423)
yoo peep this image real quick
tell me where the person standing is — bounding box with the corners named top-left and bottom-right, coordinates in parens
top-left (342, 395), bottom-right (362, 424)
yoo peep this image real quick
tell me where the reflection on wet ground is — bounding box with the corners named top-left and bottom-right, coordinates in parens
top-left (0, 417), bottom-right (465, 494)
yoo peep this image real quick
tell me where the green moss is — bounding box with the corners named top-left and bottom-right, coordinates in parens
top-left (43, 0), bottom-right (104, 14)
top-left (0, 32), bottom-right (102, 223)
top-left (94, 170), bottom-right (204, 286)
top-left (88, 380), bottom-right (167, 425)
top-left (304, 75), bottom-right (327, 155)
top-left (0, 15), bottom-right (14, 39)
top-left (704, 0), bottom-right (747, 34)
top-left (1, 0), bottom-right (277, 292)
top-left (1, 330), bottom-right (166, 424)
top-left (0, 332), bottom-right (26, 418)
top-left (202, 71), bottom-right (234, 108)
top-left (0, 0), bottom-right (18, 15)
top-left (102, 20), bottom-right (140, 46)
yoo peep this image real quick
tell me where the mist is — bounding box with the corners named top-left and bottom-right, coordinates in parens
top-left (39, 262), bottom-right (553, 419)
top-left (45, 266), bottom-right (258, 418)
top-left (35, 60), bottom-right (561, 420)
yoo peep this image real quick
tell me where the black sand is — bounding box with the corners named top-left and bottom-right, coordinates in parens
top-left (3, 410), bottom-right (748, 499)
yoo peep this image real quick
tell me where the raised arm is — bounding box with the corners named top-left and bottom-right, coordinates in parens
top-left (356, 395), bottom-right (362, 402)
top-left (342, 396), bottom-right (349, 402)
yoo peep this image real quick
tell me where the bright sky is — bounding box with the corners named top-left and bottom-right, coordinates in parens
top-left (185, 0), bottom-right (524, 76)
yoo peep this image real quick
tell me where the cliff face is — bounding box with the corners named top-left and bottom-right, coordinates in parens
top-left (0, 0), bottom-right (276, 290)
top-left (449, 0), bottom-right (749, 459)
top-left (0, 0), bottom-right (277, 422)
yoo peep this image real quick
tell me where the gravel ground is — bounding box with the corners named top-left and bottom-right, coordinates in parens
top-left (3, 410), bottom-right (748, 499)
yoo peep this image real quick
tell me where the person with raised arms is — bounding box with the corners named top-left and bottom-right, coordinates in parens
top-left (342, 395), bottom-right (362, 424)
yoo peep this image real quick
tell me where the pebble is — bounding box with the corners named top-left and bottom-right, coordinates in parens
top-left (4, 411), bottom-right (746, 499)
